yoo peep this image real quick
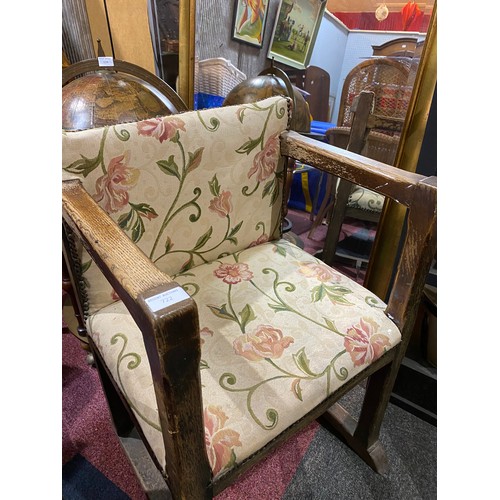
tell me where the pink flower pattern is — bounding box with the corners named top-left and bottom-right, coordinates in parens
top-left (214, 262), bottom-right (253, 284)
top-left (248, 234), bottom-right (269, 247)
top-left (142, 210), bottom-right (157, 221)
top-left (233, 325), bottom-right (294, 361)
top-left (298, 261), bottom-right (341, 283)
top-left (137, 116), bottom-right (186, 143)
top-left (208, 190), bottom-right (233, 218)
top-left (344, 317), bottom-right (390, 367)
top-left (248, 133), bottom-right (279, 182)
top-left (93, 153), bottom-right (139, 213)
top-left (204, 406), bottom-right (241, 476)
top-left (200, 327), bottom-right (214, 345)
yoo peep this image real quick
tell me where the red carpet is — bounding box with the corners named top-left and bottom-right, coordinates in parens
top-left (63, 331), bottom-right (147, 499)
top-left (62, 331), bottom-right (319, 500)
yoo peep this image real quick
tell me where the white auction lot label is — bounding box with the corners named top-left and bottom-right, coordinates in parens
top-left (145, 287), bottom-right (190, 312)
top-left (98, 56), bottom-right (114, 67)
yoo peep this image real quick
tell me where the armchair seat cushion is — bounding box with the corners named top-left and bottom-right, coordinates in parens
top-left (87, 238), bottom-right (401, 480)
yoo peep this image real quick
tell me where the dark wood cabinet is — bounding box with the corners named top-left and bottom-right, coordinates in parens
top-left (286, 65), bottom-right (331, 122)
top-left (160, 52), bottom-right (179, 89)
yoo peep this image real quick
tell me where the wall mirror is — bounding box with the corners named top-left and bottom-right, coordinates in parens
top-left (171, 0), bottom-right (436, 295)
top-left (302, 1), bottom-right (437, 296)
top-left (192, 0), bottom-right (436, 294)
top-left (62, 0), bottom-right (196, 108)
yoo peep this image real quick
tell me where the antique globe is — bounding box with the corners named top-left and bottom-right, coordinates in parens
top-left (62, 69), bottom-right (177, 131)
top-left (222, 70), bottom-right (311, 133)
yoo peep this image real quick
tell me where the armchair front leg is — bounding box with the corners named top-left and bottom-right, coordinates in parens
top-left (280, 131), bottom-right (437, 475)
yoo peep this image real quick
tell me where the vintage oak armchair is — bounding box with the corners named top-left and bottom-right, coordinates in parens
top-left (62, 95), bottom-right (436, 499)
top-left (311, 58), bottom-right (412, 265)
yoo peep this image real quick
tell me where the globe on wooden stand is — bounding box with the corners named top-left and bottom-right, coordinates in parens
top-left (62, 44), bottom-right (187, 131)
top-left (62, 72), bottom-right (178, 131)
top-left (222, 62), bottom-right (311, 134)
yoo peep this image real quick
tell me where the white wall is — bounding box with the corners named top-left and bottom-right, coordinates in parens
top-left (309, 12), bottom-right (425, 124)
top-left (308, 13), bottom-right (348, 121)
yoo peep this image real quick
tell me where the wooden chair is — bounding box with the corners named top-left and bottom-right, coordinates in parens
top-left (306, 58), bottom-right (412, 248)
top-left (337, 58), bottom-right (412, 129)
top-left (312, 90), bottom-right (405, 266)
top-left (286, 65), bottom-right (331, 122)
top-left (62, 94), bottom-right (436, 499)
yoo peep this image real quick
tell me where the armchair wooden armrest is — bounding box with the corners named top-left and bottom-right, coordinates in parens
top-left (281, 131), bottom-right (431, 201)
top-left (280, 130), bottom-right (437, 340)
top-left (62, 178), bottom-right (212, 498)
top-left (62, 179), bottom-right (173, 295)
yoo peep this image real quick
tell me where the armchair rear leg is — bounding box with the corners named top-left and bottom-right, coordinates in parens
top-left (319, 361), bottom-right (397, 474)
top-left (91, 344), bottom-right (135, 437)
top-left (62, 254), bottom-right (89, 342)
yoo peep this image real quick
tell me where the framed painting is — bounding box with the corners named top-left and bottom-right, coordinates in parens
top-left (232, 0), bottom-right (270, 49)
top-left (267, 0), bottom-right (326, 69)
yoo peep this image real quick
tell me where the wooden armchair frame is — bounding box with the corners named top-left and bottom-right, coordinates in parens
top-left (62, 129), bottom-right (436, 499)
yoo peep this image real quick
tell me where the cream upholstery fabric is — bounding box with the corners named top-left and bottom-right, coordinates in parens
top-left (347, 186), bottom-right (385, 213)
top-left (62, 96), bottom-right (290, 315)
top-left (87, 239), bottom-right (401, 480)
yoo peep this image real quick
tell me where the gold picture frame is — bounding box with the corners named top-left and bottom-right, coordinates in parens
top-left (267, 0), bottom-right (326, 69)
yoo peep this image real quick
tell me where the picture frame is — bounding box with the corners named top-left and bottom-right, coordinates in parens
top-left (232, 0), bottom-right (270, 49)
top-left (267, 0), bottom-right (327, 69)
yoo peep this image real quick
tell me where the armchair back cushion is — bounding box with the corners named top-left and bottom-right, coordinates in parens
top-left (62, 96), bottom-right (291, 314)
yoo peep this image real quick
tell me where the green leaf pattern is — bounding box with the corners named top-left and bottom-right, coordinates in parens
top-left (62, 96), bottom-right (290, 315)
top-left (63, 98), bottom-right (287, 288)
top-left (173, 239), bottom-right (393, 431)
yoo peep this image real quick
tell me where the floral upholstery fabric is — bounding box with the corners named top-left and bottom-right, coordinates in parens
top-left (345, 130), bottom-right (400, 214)
top-left (86, 238), bottom-right (401, 480)
top-left (347, 186), bottom-right (385, 213)
top-left (62, 96), bottom-right (290, 315)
